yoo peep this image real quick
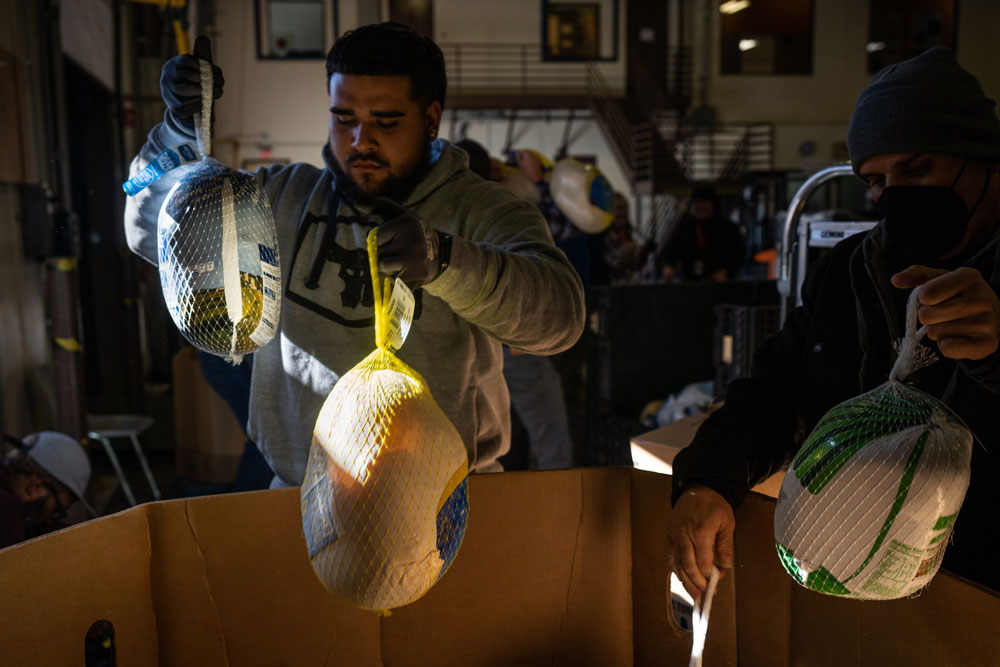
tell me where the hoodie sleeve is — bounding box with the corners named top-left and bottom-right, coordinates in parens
top-left (123, 115), bottom-right (292, 266)
top-left (424, 187), bottom-right (586, 356)
top-left (123, 114), bottom-right (199, 266)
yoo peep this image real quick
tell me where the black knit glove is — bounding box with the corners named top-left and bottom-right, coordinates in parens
top-left (160, 36), bottom-right (224, 130)
top-left (369, 197), bottom-right (448, 290)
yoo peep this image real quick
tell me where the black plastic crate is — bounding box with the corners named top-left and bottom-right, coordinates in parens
top-left (713, 304), bottom-right (779, 396)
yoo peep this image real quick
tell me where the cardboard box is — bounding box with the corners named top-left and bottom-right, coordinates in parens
top-left (171, 346), bottom-right (247, 484)
top-left (631, 409), bottom-right (786, 498)
top-left (1, 469), bottom-right (998, 665)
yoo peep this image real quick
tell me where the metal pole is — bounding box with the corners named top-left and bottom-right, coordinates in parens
top-left (47, 258), bottom-right (87, 439)
top-left (777, 164), bottom-right (855, 322)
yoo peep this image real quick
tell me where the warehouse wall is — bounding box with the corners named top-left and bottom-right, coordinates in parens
top-left (0, 0), bottom-right (53, 437)
top-left (0, 188), bottom-right (51, 438)
top-left (954, 0), bottom-right (1000, 104)
top-left (210, 1), bottom-right (331, 168)
top-left (692, 0), bottom-right (1000, 171)
top-left (61, 0), bottom-right (114, 91)
top-left (209, 0), bottom-right (626, 177)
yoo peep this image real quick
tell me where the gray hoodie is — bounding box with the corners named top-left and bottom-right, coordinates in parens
top-left (124, 115), bottom-right (585, 483)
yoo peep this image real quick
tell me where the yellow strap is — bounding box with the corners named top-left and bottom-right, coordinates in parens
top-left (366, 228), bottom-right (392, 350)
top-left (54, 258), bottom-right (76, 272)
top-left (173, 20), bottom-right (190, 56)
top-left (364, 229), bottom-right (435, 390)
top-left (54, 336), bottom-right (82, 351)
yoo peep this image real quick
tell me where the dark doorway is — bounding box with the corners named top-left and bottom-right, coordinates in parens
top-left (63, 57), bottom-right (144, 413)
top-left (867, 0), bottom-right (958, 73)
top-left (388, 0), bottom-right (433, 38)
top-left (627, 0), bottom-right (668, 87)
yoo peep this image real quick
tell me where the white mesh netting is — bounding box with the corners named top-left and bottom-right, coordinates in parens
top-left (157, 158), bottom-right (280, 364)
top-left (774, 289), bottom-right (973, 600)
top-left (300, 229), bottom-right (469, 613)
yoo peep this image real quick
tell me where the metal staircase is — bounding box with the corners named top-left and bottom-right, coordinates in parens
top-left (588, 46), bottom-right (774, 195)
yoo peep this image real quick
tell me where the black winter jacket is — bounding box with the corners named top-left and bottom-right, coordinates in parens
top-left (672, 222), bottom-right (1000, 592)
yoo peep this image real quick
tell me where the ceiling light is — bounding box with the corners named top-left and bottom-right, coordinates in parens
top-left (739, 38), bottom-right (758, 52)
top-left (866, 41), bottom-right (887, 53)
top-left (720, 0), bottom-right (751, 15)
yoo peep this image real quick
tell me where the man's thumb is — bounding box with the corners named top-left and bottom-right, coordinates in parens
top-left (715, 531), bottom-right (735, 570)
top-left (193, 35), bottom-right (213, 62)
top-left (891, 264), bottom-right (946, 289)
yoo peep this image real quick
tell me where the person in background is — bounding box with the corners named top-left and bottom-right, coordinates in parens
top-left (667, 46), bottom-right (1000, 598)
top-left (125, 24), bottom-right (584, 486)
top-left (658, 185), bottom-right (745, 283)
top-left (601, 193), bottom-right (651, 285)
top-left (454, 138), bottom-right (493, 185)
top-left (513, 149), bottom-right (596, 456)
top-left (515, 149), bottom-right (593, 288)
top-left (456, 138), bottom-right (576, 470)
top-left (1, 432), bottom-right (94, 549)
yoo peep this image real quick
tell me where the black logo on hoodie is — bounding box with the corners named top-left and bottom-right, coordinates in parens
top-left (284, 208), bottom-right (421, 327)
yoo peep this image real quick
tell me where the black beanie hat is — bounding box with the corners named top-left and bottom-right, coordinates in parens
top-left (847, 46), bottom-right (1000, 175)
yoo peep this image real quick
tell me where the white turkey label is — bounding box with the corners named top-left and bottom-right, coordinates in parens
top-left (386, 277), bottom-right (414, 352)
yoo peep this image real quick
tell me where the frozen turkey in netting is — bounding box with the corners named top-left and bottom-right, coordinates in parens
top-left (301, 229), bottom-right (469, 613)
top-left (157, 158), bottom-right (281, 364)
top-left (774, 289), bottom-right (973, 600)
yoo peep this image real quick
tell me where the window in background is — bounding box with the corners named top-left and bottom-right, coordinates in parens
top-left (867, 0), bottom-right (957, 73)
top-left (719, 0), bottom-right (813, 75)
top-left (256, 0), bottom-right (335, 59)
top-left (542, 0), bottom-right (619, 62)
top-left (388, 0), bottom-right (433, 38)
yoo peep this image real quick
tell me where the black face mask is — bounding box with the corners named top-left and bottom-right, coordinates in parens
top-left (877, 159), bottom-right (990, 266)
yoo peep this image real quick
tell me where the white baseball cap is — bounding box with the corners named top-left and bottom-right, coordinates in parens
top-left (21, 431), bottom-right (96, 516)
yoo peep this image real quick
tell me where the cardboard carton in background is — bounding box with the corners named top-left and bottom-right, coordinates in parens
top-left (171, 346), bottom-right (246, 484)
top-left (1, 468), bottom-right (998, 666)
top-left (630, 409), bottom-right (785, 497)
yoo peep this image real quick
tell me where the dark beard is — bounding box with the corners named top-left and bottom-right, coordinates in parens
top-left (326, 139), bottom-right (433, 206)
top-left (20, 495), bottom-right (52, 532)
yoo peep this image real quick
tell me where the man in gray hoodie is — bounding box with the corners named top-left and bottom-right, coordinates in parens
top-left (124, 23), bottom-right (585, 486)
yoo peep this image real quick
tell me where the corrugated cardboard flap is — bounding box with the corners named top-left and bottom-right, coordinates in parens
top-left (3, 468), bottom-right (997, 666)
top-left (0, 469), bottom-right (650, 666)
top-left (0, 503), bottom-right (159, 665)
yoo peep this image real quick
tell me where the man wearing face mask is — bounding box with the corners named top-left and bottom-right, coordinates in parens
top-left (124, 24), bottom-right (585, 487)
top-left (666, 46), bottom-right (1000, 600)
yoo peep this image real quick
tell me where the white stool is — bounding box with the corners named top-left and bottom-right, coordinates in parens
top-left (87, 414), bottom-right (161, 506)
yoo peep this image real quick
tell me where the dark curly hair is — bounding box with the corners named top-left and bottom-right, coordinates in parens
top-left (325, 22), bottom-right (447, 110)
top-left (5, 451), bottom-right (52, 479)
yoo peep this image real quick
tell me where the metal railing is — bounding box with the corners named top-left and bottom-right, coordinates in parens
top-left (718, 123), bottom-right (774, 182)
top-left (438, 42), bottom-right (773, 199)
top-left (778, 164), bottom-right (856, 322)
top-left (677, 123), bottom-right (774, 183)
top-left (441, 42), bottom-right (597, 95)
top-left (586, 62), bottom-right (656, 186)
